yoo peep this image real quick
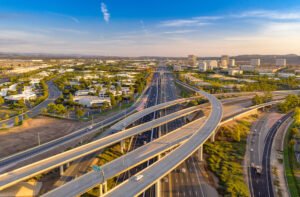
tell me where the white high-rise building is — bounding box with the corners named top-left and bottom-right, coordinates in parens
top-left (220, 55), bottom-right (229, 68)
top-left (250, 59), bottom-right (261, 67)
top-left (229, 59), bottom-right (236, 67)
top-left (187, 55), bottom-right (197, 67)
top-left (276, 59), bottom-right (287, 66)
top-left (199, 61), bottom-right (208, 72)
top-left (198, 60), bottom-right (218, 71)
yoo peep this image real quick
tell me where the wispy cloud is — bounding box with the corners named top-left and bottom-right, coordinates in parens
top-left (159, 16), bottom-right (222, 27)
top-left (163, 30), bottom-right (196, 34)
top-left (233, 10), bottom-right (300, 20)
top-left (101, 2), bottom-right (110, 23)
top-left (48, 28), bottom-right (88, 34)
top-left (160, 19), bottom-right (209, 27)
top-left (47, 12), bottom-right (80, 23)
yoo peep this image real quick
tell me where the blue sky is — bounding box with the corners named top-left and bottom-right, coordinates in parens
top-left (1, 0), bottom-right (300, 56)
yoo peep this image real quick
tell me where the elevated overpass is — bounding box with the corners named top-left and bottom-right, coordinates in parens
top-left (0, 80), bottom-right (290, 196)
top-left (42, 98), bottom-right (281, 197)
top-left (102, 83), bottom-right (283, 197)
top-left (103, 85), bottom-right (223, 197)
top-left (0, 102), bottom-right (204, 191)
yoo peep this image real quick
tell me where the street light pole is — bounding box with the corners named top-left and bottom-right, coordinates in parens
top-left (37, 132), bottom-right (41, 146)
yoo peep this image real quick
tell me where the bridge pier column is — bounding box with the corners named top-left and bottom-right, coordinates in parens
top-left (198, 145), bottom-right (203, 161)
top-left (128, 136), bottom-right (134, 151)
top-left (59, 165), bottom-right (64, 176)
top-left (158, 126), bottom-right (162, 138)
top-left (98, 181), bottom-right (107, 197)
top-left (155, 179), bottom-right (161, 197)
top-left (98, 184), bottom-right (103, 196)
top-left (210, 132), bottom-right (216, 142)
top-left (66, 162), bottom-right (70, 168)
top-left (158, 153), bottom-right (162, 160)
top-left (103, 181), bottom-right (107, 193)
top-left (121, 140), bottom-right (126, 154)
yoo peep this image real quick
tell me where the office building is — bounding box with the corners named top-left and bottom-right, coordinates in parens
top-left (220, 55), bottom-right (229, 69)
top-left (276, 59), bottom-right (287, 67)
top-left (199, 61), bottom-right (208, 72)
top-left (187, 55), bottom-right (197, 67)
top-left (229, 59), bottom-right (236, 67)
top-left (250, 59), bottom-right (261, 67)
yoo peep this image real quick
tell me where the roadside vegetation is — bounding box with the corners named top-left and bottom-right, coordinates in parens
top-left (204, 116), bottom-right (257, 197)
top-left (284, 111), bottom-right (300, 196)
top-left (251, 92), bottom-right (273, 105)
top-left (278, 94), bottom-right (300, 113)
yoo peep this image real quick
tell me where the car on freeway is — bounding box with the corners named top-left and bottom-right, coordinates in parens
top-left (134, 174), bottom-right (144, 181)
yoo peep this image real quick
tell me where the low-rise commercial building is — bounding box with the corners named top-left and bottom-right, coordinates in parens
top-left (73, 96), bottom-right (111, 107)
top-left (240, 65), bottom-right (255, 72)
top-left (278, 73), bottom-right (295, 78)
top-left (228, 69), bottom-right (243, 76)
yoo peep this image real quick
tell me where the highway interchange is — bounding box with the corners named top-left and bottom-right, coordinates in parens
top-left (0, 66), bottom-right (297, 197)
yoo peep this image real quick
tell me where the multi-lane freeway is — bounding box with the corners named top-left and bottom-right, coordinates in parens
top-left (0, 80), bottom-right (153, 172)
top-left (102, 81), bottom-right (223, 197)
top-left (249, 112), bottom-right (292, 197)
top-left (0, 69), bottom-right (297, 197)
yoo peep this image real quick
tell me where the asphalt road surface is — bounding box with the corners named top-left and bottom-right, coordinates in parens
top-left (249, 112), bottom-right (292, 197)
top-left (0, 80), bottom-right (61, 127)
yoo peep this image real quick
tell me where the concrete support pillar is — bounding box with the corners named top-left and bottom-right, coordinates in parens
top-left (103, 181), bottom-right (108, 193)
top-left (128, 137), bottom-right (134, 151)
top-left (66, 162), bottom-right (70, 168)
top-left (210, 132), bottom-right (215, 142)
top-left (121, 140), bottom-right (126, 154)
top-left (198, 145), bottom-right (203, 161)
top-left (158, 154), bottom-right (161, 160)
top-left (59, 165), bottom-right (64, 176)
top-left (158, 126), bottom-right (162, 138)
top-left (155, 179), bottom-right (161, 197)
top-left (99, 184), bottom-right (103, 197)
top-left (98, 181), bottom-right (107, 197)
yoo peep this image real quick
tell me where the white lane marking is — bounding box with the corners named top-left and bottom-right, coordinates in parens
top-left (191, 156), bottom-right (205, 197)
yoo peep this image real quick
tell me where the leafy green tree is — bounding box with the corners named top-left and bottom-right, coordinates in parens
top-left (2, 123), bottom-right (7, 129)
top-left (289, 139), bottom-right (296, 147)
top-left (252, 94), bottom-right (263, 105)
top-left (14, 116), bottom-right (19, 126)
top-left (291, 127), bottom-right (299, 137)
top-left (0, 96), bottom-right (4, 105)
top-left (4, 114), bottom-right (9, 120)
top-left (278, 94), bottom-right (300, 112)
top-left (110, 95), bottom-right (116, 106)
top-left (76, 108), bottom-right (85, 118)
top-left (294, 107), bottom-right (300, 126)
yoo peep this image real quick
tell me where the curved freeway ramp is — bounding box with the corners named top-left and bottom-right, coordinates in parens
top-left (103, 88), bottom-right (223, 197)
top-left (42, 98), bottom-right (282, 197)
top-left (0, 100), bottom-right (203, 191)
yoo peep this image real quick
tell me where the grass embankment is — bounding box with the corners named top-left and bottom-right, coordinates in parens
top-left (284, 123), bottom-right (300, 196)
top-left (204, 116), bottom-right (257, 197)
